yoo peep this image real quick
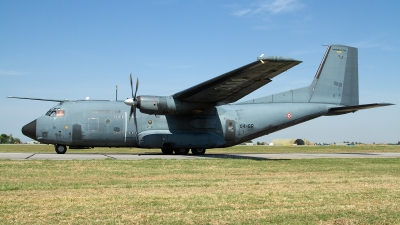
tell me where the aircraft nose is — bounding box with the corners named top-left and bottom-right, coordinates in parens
top-left (22, 120), bottom-right (37, 140)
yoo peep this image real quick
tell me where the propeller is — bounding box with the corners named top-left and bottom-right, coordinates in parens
top-left (124, 74), bottom-right (139, 136)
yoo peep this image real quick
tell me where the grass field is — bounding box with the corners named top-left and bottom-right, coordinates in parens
top-left (1, 145), bottom-right (400, 224)
top-left (1, 144), bottom-right (400, 154)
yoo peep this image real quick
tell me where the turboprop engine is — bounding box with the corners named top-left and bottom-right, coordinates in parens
top-left (126, 95), bottom-right (210, 115)
top-left (123, 75), bottom-right (212, 116)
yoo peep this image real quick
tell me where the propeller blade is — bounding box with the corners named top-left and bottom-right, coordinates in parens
top-left (133, 107), bottom-right (138, 134)
top-left (134, 78), bottom-right (139, 100)
top-left (129, 106), bottom-right (134, 122)
top-left (130, 74), bottom-right (134, 98)
top-left (124, 112), bottom-right (127, 142)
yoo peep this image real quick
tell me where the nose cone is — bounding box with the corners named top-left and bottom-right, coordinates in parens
top-left (22, 120), bottom-right (37, 140)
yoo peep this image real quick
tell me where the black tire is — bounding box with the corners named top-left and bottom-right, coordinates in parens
top-left (55, 145), bottom-right (67, 154)
top-left (174, 148), bottom-right (189, 155)
top-left (161, 148), bottom-right (173, 155)
top-left (191, 148), bottom-right (206, 155)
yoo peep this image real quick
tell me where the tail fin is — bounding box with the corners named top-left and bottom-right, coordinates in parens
top-left (309, 45), bottom-right (359, 105)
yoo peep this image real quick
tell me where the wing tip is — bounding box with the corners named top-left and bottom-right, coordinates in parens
top-left (260, 56), bottom-right (302, 62)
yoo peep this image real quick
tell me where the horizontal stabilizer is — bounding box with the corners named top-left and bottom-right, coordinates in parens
top-left (327, 103), bottom-right (394, 115)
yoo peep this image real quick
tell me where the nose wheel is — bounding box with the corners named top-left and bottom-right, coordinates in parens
top-left (55, 144), bottom-right (67, 154)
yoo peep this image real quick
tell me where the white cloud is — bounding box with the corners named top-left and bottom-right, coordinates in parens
top-left (232, 0), bottom-right (304, 17)
top-left (233, 9), bottom-right (252, 17)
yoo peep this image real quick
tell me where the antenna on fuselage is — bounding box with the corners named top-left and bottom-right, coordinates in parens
top-left (116, 85), bottom-right (118, 101)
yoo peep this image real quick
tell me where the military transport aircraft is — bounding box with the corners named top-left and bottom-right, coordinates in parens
top-left (8, 45), bottom-right (392, 154)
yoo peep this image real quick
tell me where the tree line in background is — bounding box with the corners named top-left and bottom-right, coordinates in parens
top-left (0, 134), bottom-right (21, 144)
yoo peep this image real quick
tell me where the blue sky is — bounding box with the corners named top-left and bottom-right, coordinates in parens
top-left (1, 0), bottom-right (399, 144)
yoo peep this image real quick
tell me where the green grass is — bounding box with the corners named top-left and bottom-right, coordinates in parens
top-left (1, 144), bottom-right (400, 154)
top-left (1, 158), bottom-right (400, 224)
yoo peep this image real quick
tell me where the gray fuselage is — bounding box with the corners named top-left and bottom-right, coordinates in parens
top-left (28, 100), bottom-right (333, 149)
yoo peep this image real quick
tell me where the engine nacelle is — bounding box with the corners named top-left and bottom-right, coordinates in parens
top-left (137, 95), bottom-right (211, 115)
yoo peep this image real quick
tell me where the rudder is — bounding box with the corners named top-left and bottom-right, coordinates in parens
top-left (309, 45), bottom-right (359, 106)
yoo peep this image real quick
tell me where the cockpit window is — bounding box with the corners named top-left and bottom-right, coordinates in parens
top-left (45, 108), bottom-right (65, 117)
top-left (56, 110), bottom-right (65, 117)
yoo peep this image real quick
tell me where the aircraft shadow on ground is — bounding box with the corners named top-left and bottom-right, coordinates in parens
top-left (192, 154), bottom-right (290, 161)
top-left (91, 152), bottom-right (291, 161)
top-left (79, 153), bottom-right (289, 161)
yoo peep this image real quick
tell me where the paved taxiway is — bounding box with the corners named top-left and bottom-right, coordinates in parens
top-left (1, 153), bottom-right (400, 160)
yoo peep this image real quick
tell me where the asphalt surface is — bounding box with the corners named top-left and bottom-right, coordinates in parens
top-left (1, 152), bottom-right (400, 160)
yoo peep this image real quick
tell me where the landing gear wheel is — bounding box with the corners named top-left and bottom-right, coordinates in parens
top-left (55, 145), bottom-right (67, 154)
top-left (191, 148), bottom-right (206, 155)
top-left (174, 148), bottom-right (189, 155)
top-left (161, 148), bottom-right (173, 155)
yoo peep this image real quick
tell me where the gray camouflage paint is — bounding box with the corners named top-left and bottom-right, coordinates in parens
top-left (17, 45), bottom-right (392, 153)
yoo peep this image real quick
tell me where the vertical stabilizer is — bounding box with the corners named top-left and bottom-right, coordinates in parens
top-left (309, 45), bottom-right (359, 105)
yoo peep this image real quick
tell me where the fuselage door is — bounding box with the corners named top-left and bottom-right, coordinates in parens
top-left (72, 124), bottom-right (82, 142)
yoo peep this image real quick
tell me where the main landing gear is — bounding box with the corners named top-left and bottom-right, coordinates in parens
top-left (191, 148), bottom-right (206, 155)
top-left (55, 144), bottom-right (67, 154)
top-left (161, 148), bottom-right (206, 155)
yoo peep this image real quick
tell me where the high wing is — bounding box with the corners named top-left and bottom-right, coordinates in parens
top-left (7, 96), bottom-right (66, 102)
top-left (7, 96), bottom-right (110, 102)
top-left (173, 56), bottom-right (301, 104)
